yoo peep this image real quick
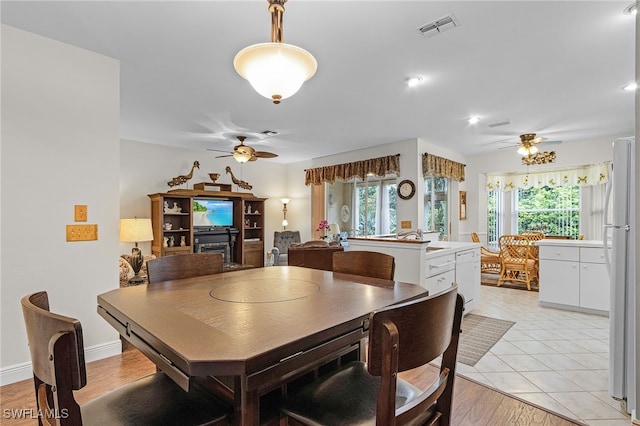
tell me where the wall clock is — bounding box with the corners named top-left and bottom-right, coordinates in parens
top-left (397, 180), bottom-right (416, 200)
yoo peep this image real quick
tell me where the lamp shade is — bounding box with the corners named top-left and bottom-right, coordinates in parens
top-left (119, 218), bottom-right (154, 243)
top-left (234, 42), bottom-right (317, 104)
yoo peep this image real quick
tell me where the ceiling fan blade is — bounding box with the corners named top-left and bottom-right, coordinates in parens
top-left (249, 156), bottom-right (258, 162)
top-left (253, 151), bottom-right (278, 158)
top-left (497, 145), bottom-right (517, 150)
top-left (207, 148), bottom-right (232, 154)
top-left (214, 154), bottom-right (233, 158)
top-left (540, 140), bottom-right (563, 145)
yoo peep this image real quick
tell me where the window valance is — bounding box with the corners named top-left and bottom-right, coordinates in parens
top-left (486, 162), bottom-right (610, 192)
top-left (422, 153), bottom-right (466, 182)
top-left (304, 154), bottom-right (400, 186)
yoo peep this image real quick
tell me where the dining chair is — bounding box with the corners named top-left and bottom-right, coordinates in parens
top-left (280, 285), bottom-right (464, 426)
top-left (21, 291), bottom-right (231, 426)
top-left (520, 230), bottom-right (545, 277)
top-left (332, 250), bottom-right (395, 280)
top-left (146, 252), bottom-right (224, 284)
top-left (471, 232), bottom-right (501, 274)
top-left (497, 234), bottom-right (538, 290)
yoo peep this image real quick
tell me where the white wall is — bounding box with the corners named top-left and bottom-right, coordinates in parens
top-left (1, 25), bottom-right (120, 380)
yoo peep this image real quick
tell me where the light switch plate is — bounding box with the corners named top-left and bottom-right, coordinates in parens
top-left (74, 205), bottom-right (87, 222)
top-left (66, 224), bottom-right (98, 241)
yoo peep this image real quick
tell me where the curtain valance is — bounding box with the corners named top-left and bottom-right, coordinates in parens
top-left (304, 154), bottom-right (400, 186)
top-left (486, 162), bottom-right (610, 192)
top-left (422, 153), bottom-right (466, 182)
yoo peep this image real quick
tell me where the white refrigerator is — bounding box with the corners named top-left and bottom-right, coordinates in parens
top-left (604, 136), bottom-right (636, 417)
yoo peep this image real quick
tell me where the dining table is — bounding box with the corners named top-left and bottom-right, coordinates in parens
top-left (97, 265), bottom-right (428, 425)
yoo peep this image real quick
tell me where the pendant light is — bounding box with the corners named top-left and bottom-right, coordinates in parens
top-left (234, 0), bottom-right (317, 104)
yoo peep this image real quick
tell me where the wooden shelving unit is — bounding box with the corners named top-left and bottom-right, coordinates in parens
top-left (149, 190), bottom-right (266, 267)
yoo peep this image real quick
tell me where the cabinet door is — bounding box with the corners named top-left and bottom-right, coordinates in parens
top-left (455, 249), bottom-right (480, 310)
top-left (539, 259), bottom-right (579, 306)
top-left (243, 241), bottom-right (264, 267)
top-left (580, 262), bottom-right (610, 312)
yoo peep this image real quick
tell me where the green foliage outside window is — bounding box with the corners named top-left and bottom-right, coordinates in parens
top-left (516, 186), bottom-right (580, 238)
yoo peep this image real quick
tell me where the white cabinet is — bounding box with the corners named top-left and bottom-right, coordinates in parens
top-left (537, 241), bottom-right (610, 315)
top-left (579, 248), bottom-right (610, 311)
top-left (455, 248), bottom-right (480, 312)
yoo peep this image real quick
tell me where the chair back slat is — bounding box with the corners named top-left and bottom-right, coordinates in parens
top-left (368, 285), bottom-right (459, 374)
top-left (332, 251), bottom-right (395, 281)
top-left (146, 253), bottom-right (223, 284)
top-left (368, 285), bottom-right (463, 425)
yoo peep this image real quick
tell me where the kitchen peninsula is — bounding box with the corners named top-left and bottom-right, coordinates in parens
top-left (347, 236), bottom-right (480, 312)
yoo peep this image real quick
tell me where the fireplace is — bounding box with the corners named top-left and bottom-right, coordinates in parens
top-left (193, 227), bottom-right (239, 265)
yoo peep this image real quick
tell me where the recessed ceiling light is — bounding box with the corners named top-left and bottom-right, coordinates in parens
top-left (406, 76), bottom-right (423, 87)
top-left (467, 116), bottom-right (480, 125)
top-left (623, 3), bottom-right (637, 15)
top-left (622, 82), bottom-right (638, 91)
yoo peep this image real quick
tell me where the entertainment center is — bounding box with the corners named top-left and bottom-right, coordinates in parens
top-left (149, 189), bottom-right (266, 268)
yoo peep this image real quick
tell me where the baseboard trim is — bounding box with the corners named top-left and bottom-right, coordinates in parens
top-left (0, 340), bottom-right (121, 386)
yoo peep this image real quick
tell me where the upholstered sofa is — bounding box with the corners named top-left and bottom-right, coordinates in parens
top-left (119, 254), bottom-right (155, 287)
top-left (287, 240), bottom-right (344, 271)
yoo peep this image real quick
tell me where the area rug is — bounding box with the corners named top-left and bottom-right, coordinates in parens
top-left (481, 273), bottom-right (539, 292)
top-left (458, 314), bottom-right (515, 366)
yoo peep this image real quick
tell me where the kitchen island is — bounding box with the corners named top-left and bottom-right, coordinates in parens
top-left (347, 236), bottom-right (480, 312)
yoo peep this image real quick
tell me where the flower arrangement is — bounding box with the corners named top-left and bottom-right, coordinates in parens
top-left (316, 220), bottom-right (330, 239)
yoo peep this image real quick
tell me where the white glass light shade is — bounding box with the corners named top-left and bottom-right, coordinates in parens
top-left (233, 151), bottom-right (252, 163)
top-left (281, 198), bottom-right (290, 205)
top-left (234, 42), bottom-right (317, 103)
top-left (282, 219), bottom-right (289, 227)
top-left (119, 218), bottom-right (153, 243)
top-left (517, 145), bottom-right (539, 156)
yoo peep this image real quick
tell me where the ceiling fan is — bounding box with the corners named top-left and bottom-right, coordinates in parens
top-left (497, 133), bottom-right (562, 155)
top-left (208, 136), bottom-right (278, 163)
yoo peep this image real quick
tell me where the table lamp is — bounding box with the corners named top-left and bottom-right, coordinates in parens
top-left (119, 218), bottom-right (154, 284)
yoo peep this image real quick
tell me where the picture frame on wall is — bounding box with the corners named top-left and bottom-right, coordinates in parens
top-left (459, 191), bottom-right (467, 220)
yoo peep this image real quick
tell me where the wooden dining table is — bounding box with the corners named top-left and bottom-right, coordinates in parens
top-left (97, 266), bottom-right (428, 425)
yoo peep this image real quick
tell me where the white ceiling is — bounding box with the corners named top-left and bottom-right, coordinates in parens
top-left (2, 1), bottom-right (636, 163)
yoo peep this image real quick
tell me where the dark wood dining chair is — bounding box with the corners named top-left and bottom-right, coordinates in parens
top-left (146, 252), bottom-right (224, 284)
top-left (280, 285), bottom-right (464, 426)
top-left (21, 291), bottom-right (231, 426)
top-left (332, 250), bottom-right (396, 281)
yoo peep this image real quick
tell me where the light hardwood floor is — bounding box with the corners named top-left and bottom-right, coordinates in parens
top-left (1, 347), bottom-right (584, 425)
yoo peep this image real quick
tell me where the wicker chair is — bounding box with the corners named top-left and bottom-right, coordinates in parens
top-left (471, 232), bottom-right (501, 274)
top-left (497, 235), bottom-right (538, 290)
top-left (520, 230), bottom-right (545, 277)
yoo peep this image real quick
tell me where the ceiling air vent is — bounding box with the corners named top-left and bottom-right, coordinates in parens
top-left (418, 13), bottom-right (460, 37)
top-left (487, 120), bottom-right (511, 128)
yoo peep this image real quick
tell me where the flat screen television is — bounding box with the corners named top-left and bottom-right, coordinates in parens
top-left (192, 199), bottom-right (234, 227)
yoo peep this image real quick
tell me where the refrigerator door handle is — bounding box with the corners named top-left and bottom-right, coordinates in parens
top-left (603, 166), bottom-right (613, 275)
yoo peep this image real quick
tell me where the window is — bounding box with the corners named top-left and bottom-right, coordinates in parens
top-left (355, 177), bottom-right (397, 236)
top-left (424, 176), bottom-right (448, 239)
top-left (487, 189), bottom-right (502, 247)
top-left (514, 186), bottom-right (580, 238)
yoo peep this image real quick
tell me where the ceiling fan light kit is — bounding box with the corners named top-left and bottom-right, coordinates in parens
top-left (522, 151), bottom-right (556, 166)
top-left (214, 135), bottom-right (279, 163)
top-left (234, 0), bottom-right (317, 104)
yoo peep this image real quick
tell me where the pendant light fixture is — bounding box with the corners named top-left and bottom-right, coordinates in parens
top-left (234, 0), bottom-right (317, 104)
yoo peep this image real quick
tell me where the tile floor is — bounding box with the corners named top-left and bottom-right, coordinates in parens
top-left (456, 285), bottom-right (630, 425)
